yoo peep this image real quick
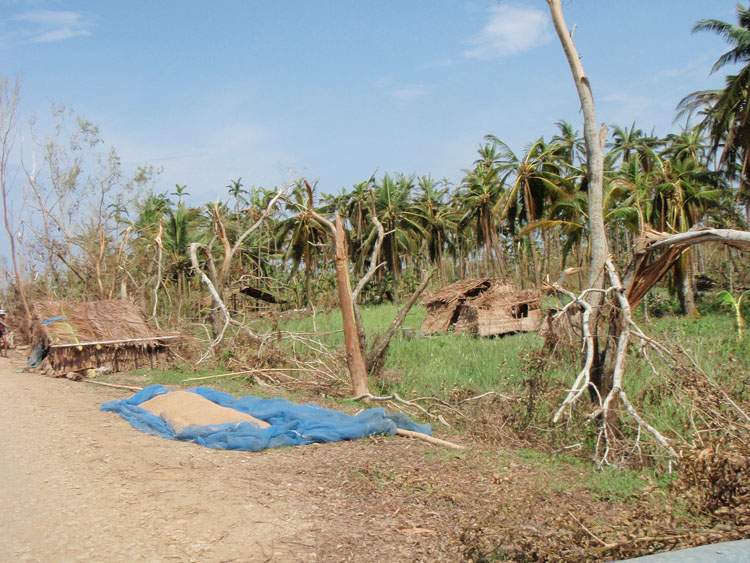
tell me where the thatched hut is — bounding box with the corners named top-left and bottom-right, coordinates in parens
top-left (30, 300), bottom-right (179, 375)
top-left (421, 278), bottom-right (542, 337)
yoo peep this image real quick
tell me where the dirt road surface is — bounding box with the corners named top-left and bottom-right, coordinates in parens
top-left (0, 354), bottom-right (460, 562)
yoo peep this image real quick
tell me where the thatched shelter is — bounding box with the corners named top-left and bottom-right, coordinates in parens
top-left (30, 300), bottom-right (179, 376)
top-left (421, 278), bottom-right (542, 337)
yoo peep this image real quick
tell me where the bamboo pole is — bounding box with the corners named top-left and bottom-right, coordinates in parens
top-left (83, 380), bottom-right (144, 392)
top-left (49, 335), bottom-right (180, 349)
top-left (395, 429), bottom-right (465, 450)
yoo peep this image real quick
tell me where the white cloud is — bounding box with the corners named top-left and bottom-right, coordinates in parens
top-left (374, 77), bottom-right (429, 103)
top-left (11, 10), bottom-right (91, 44)
top-left (389, 84), bottom-right (429, 102)
top-left (464, 4), bottom-right (551, 60)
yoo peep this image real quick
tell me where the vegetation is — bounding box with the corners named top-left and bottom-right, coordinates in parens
top-left (1, 4), bottom-right (750, 560)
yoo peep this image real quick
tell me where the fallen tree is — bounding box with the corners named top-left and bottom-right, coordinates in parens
top-left (551, 227), bottom-right (750, 465)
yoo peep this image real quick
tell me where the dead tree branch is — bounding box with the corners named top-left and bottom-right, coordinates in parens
top-left (366, 270), bottom-right (435, 376)
top-left (352, 189), bottom-right (385, 303)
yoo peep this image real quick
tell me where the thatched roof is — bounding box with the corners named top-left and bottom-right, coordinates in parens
top-left (422, 278), bottom-right (541, 309)
top-left (467, 284), bottom-right (541, 309)
top-left (421, 278), bottom-right (543, 336)
top-left (31, 300), bottom-right (171, 347)
top-left (421, 278), bottom-right (493, 307)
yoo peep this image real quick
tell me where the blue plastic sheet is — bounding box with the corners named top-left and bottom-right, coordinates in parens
top-left (101, 385), bottom-right (432, 451)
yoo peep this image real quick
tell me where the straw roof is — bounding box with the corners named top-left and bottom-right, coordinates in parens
top-left (421, 278), bottom-right (493, 307)
top-left (31, 300), bottom-right (167, 346)
top-left (421, 278), bottom-right (543, 337)
top-left (422, 278), bottom-right (541, 308)
top-left (467, 284), bottom-right (542, 309)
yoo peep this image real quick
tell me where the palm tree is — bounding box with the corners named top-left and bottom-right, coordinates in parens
top-left (371, 173), bottom-right (421, 302)
top-left (663, 124), bottom-right (707, 164)
top-left (458, 145), bottom-right (507, 278)
top-left (647, 152), bottom-right (724, 315)
top-left (551, 120), bottom-right (585, 169)
top-left (489, 135), bottom-right (564, 286)
top-left (226, 177), bottom-right (247, 212)
top-left (609, 122), bottom-right (645, 166)
top-left (163, 202), bottom-right (203, 307)
top-left (407, 175), bottom-right (457, 280)
top-left (678, 5), bottom-right (750, 219)
top-left (171, 184), bottom-right (190, 205)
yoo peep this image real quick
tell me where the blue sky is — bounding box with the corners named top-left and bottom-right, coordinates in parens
top-left (0, 0), bottom-right (741, 206)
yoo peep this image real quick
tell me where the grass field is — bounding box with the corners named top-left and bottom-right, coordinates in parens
top-left (125, 294), bottom-right (749, 464)
top-left (105, 294), bottom-right (749, 558)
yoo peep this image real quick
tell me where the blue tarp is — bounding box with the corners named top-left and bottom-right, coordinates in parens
top-left (101, 384), bottom-right (432, 451)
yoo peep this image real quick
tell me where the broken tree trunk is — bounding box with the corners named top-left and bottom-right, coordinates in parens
top-left (547, 0), bottom-right (610, 402)
top-left (305, 180), bottom-right (369, 397)
top-left (333, 213), bottom-right (370, 396)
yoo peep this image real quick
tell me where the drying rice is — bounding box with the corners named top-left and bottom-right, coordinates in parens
top-left (140, 391), bottom-right (270, 430)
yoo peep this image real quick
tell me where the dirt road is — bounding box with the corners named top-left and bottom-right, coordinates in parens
top-left (0, 354), bottom-right (459, 562)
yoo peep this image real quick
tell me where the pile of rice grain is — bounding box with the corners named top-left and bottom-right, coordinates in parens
top-left (140, 391), bottom-right (270, 430)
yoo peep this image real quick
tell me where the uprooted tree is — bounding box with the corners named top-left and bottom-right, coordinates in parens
top-left (546, 0), bottom-right (750, 464)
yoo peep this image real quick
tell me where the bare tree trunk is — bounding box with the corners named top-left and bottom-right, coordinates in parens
top-left (0, 77), bottom-right (33, 328)
top-left (333, 214), bottom-right (369, 396)
top-left (304, 244), bottom-right (313, 307)
top-left (675, 252), bottom-right (698, 316)
top-left (547, 0), bottom-right (610, 401)
top-left (547, 0), bottom-right (608, 293)
top-left (390, 225), bottom-right (400, 303)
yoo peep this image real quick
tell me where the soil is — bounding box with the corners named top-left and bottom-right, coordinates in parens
top-left (0, 350), bottom-right (486, 562)
top-left (4, 350), bottom-right (743, 562)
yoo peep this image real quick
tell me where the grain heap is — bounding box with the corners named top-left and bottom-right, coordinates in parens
top-left (140, 390), bottom-right (270, 430)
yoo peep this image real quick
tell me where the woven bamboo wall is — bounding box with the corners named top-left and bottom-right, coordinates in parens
top-left (46, 342), bottom-right (171, 375)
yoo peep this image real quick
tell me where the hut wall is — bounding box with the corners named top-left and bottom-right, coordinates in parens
top-left (476, 307), bottom-right (542, 337)
top-left (520, 308), bottom-right (543, 331)
top-left (454, 306), bottom-right (479, 335)
top-left (46, 343), bottom-right (171, 375)
top-left (421, 305), bottom-right (457, 335)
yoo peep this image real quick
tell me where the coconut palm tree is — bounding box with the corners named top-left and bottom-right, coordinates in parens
top-left (551, 120), bottom-right (585, 170)
top-left (678, 5), bottom-right (750, 219)
top-left (226, 177), bottom-right (248, 212)
top-left (407, 175), bottom-right (457, 280)
top-left (489, 135), bottom-right (565, 286)
top-left (647, 152), bottom-right (724, 315)
top-left (371, 173), bottom-right (422, 302)
top-left (163, 202), bottom-right (203, 306)
top-left (458, 145), bottom-right (507, 278)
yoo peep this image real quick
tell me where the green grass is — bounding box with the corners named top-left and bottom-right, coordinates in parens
top-left (268, 299), bottom-right (749, 400)
top-left (267, 303), bottom-right (546, 397)
top-left (114, 297), bottom-right (749, 469)
top-left (518, 449), bottom-right (651, 502)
